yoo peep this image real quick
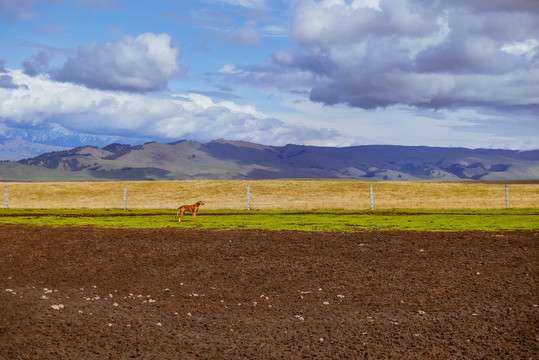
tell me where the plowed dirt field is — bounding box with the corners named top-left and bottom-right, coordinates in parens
top-left (1, 226), bottom-right (537, 359)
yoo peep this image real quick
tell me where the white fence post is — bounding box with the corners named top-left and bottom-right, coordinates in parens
top-left (4, 185), bottom-right (8, 209)
top-left (505, 184), bottom-right (509, 209)
top-left (370, 185), bottom-right (374, 210)
top-left (247, 185), bottom-right (251, 210)
top-left (123, 186), bottom-right (127, 210)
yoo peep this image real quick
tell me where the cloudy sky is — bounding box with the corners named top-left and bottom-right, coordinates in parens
top-left (1, 0), bottom-right (538, 151)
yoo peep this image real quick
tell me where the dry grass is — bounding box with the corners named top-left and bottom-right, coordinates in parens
top-left (1, 180), bottom-right (538, 210)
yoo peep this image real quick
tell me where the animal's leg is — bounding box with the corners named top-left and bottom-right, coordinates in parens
top-left (179, 208), bottom-right (185, 223)
top-left (193, 210), bottom-right (197, 222)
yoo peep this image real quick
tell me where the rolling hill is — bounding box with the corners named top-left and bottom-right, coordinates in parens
top-left (1, 139), bottom-right (538, 181)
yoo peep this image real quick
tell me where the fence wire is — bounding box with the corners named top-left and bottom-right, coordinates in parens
top-left (2, 181), bottom-right (538, 210)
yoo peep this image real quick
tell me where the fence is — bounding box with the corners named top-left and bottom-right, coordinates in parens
top-left (2, 180), bottom-right (538, 210)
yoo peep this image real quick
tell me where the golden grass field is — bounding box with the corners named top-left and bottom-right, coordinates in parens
top-left (1, 180), bottom-right (538, 210)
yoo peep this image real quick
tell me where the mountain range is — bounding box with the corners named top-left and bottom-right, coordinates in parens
top-left (0, 138), bottom-right (69, 162)
top-left (1, 139), bottom-right (538, 181)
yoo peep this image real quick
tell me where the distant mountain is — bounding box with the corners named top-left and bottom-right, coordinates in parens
top-left (1, 139), bottom-right (538, 181)
top-left (0, 138), bottom-right (69, 161)
top-left (0, 127), bottom-right (150, 153)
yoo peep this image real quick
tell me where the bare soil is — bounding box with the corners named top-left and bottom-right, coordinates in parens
top-left (0, 226), bottom-right (537, 359)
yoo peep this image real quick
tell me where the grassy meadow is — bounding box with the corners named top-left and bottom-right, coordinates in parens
top-left (1, 208), bottom-right (538, 232)
top-left (1, 180), bottom-right (537, 231)
top-left (1, 179), bottom-right (538, 210)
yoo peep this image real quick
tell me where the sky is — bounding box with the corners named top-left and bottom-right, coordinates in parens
top-left (0, 0), bottom-right (538, 151)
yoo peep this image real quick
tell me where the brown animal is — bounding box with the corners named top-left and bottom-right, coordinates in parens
top-left (177, 201), bottom-right (205, 223)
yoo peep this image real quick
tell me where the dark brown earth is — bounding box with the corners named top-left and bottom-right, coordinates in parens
top-left (0, 226), bottom-right (537, 359)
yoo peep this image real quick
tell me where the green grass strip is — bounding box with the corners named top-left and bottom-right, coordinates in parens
top-left (1, 208), bottom-right (538, 231)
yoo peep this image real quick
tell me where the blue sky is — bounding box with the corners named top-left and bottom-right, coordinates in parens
top-left (1, 0), bottom-right (538, 152)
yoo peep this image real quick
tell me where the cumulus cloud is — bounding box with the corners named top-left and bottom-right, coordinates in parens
top-left (22, 51), bottom-right (51, 76)
top-left (0, 69), bottom-right (341, 146)
top-left (52, 33), bottom-right (181, 92)
top-left (0, 75), bottom-right (25, 90)
top-left (224, 0), bottom-right (539, 115)
top-left (0, 60), bottom-right (26, 89)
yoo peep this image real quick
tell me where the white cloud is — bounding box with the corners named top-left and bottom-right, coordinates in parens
top-left (0, 69), bottom-right (341, 146)
top-left (501, 39), bottom-right (538, 61)
top-left (218, 64), bottom-right (242, 74)
top-left (225, 0), bottom-right (539, 117)
top-left (53, 33), bottom-right (181, 92)
top-left (351, 0), bottom-right (381, 10)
